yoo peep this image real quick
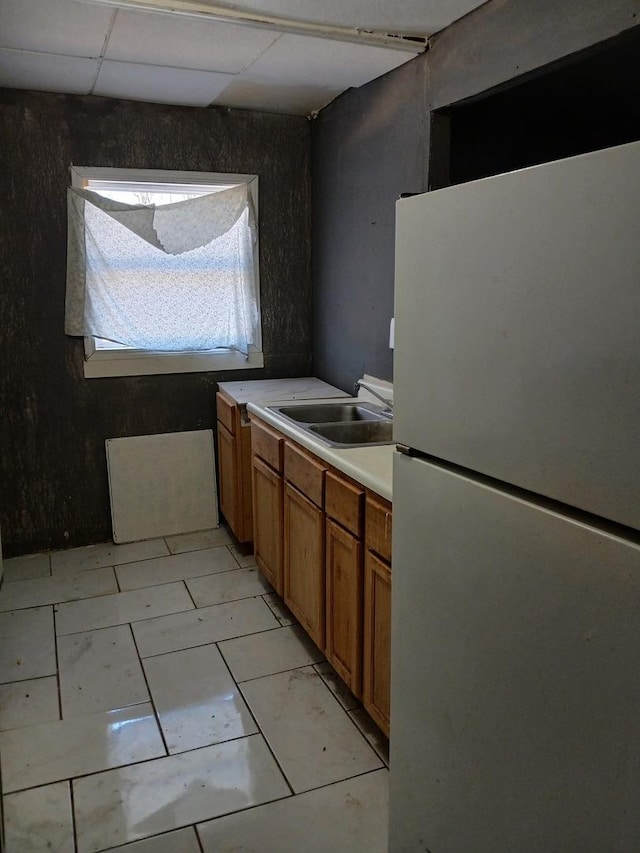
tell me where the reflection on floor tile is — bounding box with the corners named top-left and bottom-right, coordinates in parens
top-left (143, 644), bottom-right (257, 753)
top-left (73, 735), bottom-right (290, 853)
top-left (101, 826), bottom-right (201, 853)
top-left (4, 781), bottom-right (74, 853)
top-left (3, 552), bottom-right (51, 583)
top-left (56, 583), bottom-right (194, 635)
top-left (165, 528), bottom-right (232, 554)
top-left (0, 703), bottom-right (165, 792)
top-left (262, 592), bottom-right (295, 626)
top-left (241, 667), bottom-right (383, 793)
top-left (220, 625), bottom-right (324, 682)
top-left (133, 597), bottom-right (278, 658)
top-left (116, 546), bottom-right (239, 591)
top-left (314, 661), bottom-right (361, 711)
top-left (0, 567), bottom-right (118, 612)
top-left (58, 624), bottom-right (149, 717)
top-left (50, 539), bottom-right (169, 574)
top-left (349, 708), bottom-right (390, 766)
top-left (0, 677), bottom-right (60, 731)
top-left (186, 567), bottom-right (271, 608)
top-left (3, 534), bottom-right (391, 851)
top-left (198, 769), bottom-right (389, 853)
top-left (0, 606), bottom-right (56, 683)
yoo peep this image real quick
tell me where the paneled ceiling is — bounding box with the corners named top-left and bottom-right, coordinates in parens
top-left (0, 0), bottom-right (489, 115)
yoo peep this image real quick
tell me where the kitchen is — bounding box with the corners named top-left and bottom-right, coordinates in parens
top-left (1, 0), bottom-right (640, 850)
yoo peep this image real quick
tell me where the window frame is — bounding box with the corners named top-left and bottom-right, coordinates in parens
top-left (70, 166), bottom-right (264, 379)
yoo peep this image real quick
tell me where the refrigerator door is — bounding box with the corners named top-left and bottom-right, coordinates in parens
top-left (390, 452), bottom-right (640, 853)
top-left (394, 140), bottom-right (640, 529)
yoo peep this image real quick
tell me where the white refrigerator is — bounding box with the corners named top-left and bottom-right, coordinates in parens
top-left (390, 140), bottom-right (640, 852)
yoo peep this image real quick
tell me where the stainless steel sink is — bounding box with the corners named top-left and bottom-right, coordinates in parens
top-left (309, 420), bottom-right (393, 447)
top-left (273, 402), bottom-right (385, 424)
top-left (266, 400), bottom-right (394, 447)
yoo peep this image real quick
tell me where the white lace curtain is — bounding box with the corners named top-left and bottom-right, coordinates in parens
top-left (66, 184), bottom-right (258, 353)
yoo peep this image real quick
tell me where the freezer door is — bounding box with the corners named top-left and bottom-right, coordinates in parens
top-left (394, 140), bottom-right (640, 529)
top-left (389, 452), bottom-right (640, 853)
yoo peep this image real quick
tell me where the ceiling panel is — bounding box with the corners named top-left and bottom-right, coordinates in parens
top-left (214, 77), bottom-right (341, 115)
top-left (0, 0), bottom-right (113, 57)
top-left (93, 59), bottom-right (234, 106)
top-left (105, 10), bottom-right (280, 73)
top-left (0, 49), bottom-right (98, 94)
top-left (236, 32), bottom-right (412, 90)
top-left (196, 0), bottom-right (489, 35)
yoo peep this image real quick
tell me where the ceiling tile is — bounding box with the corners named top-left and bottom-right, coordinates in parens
top-left (235, 32), bottom-right (413, 91)
top-left (105, 10), bottom-right (279, 74)
top-left (0, 49), bottom-right (98, 95)
top-left (93, 59), bottom-right (234, 106)
top-left (214, 77), bottom-right (339, 115)
top-left (0, 0), bottom-right (113, 57)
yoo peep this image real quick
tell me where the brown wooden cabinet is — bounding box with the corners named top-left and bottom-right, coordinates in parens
top-left (324, 470), bottom-right (365, 697)
top-left (250, 417), bottom-right (285, 594)
top-left (283, 482), bottom-right (326, 647)
top-left (363, 494), bottom-right (393, 737)
top-left (252, 455), bottom-right (284, 593)
top-left (283, 442), bottom-right (327, 649)
top-left (215, 390), bottom-right (253, 543)
top-left (363, 550), bottom-right (392, 736)
top-left (248, 411), bottom-right (392, 736)
top-left (326, 517), bottom-right (363, 696)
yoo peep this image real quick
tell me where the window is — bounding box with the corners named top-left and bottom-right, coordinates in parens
top-left (68, 167), bottom-right (263, 378)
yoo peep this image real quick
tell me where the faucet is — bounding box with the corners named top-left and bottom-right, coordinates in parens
top-left (354, 381), bottom-right (394, 417)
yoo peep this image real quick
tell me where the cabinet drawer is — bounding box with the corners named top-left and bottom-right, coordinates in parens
top-left (284, 442), bottom-right (326, 507)
top-left (326, 471), bottom-right (364, 537)
top-left (216, 391), bottom-right (236, 434)
top-left (365, 495), bottom-right (393, 564)
top-left (250, 418), bottom-right (284, 473)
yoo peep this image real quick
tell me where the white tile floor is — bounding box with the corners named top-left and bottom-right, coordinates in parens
top-left (0, 529), bottom-right (389, 852)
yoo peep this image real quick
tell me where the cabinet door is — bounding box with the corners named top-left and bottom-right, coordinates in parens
top-left (363, 550), bottom-right (392, 736)
top-left (252, 455), bottom-right (283, 594)
top-left (284, 482), bottom-right (325, 649)
top-left (217, 421), bottom-right (238, 536)
top-left (325, 518), bottom-right (363, 697)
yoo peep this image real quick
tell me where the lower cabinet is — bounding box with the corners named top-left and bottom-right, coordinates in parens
top-left (283, 482), bottom-right (326, 649)
top-left (363, 551), bottom-right (392, 737)
top-left (252, 455), bottom-right (283, 594)
top-left (216, 421), bottom-right (239, 536)
top-left (325, 518), bottom-right (363, 697)
top-left (250, 413), bottom-right (392, 737)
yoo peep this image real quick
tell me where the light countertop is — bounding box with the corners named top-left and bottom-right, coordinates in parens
top-left (247, 399), bottom-right (394, 502)
top-left (218, 378), bottom-right (349, 405)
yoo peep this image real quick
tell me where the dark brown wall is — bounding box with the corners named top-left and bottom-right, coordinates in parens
top-left (0, 90), bottom-right (312, 556)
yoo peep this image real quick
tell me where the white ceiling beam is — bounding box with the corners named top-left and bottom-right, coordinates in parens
top-left (77, 0), bottom-right (427, 52)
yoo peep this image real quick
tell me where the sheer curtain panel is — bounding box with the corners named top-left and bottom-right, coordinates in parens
top-left (66, 184), bottom-right (258, 354)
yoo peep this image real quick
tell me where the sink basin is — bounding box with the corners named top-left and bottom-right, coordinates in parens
top-left (309, 420), bottom-right (393, 447)
top-left (272, 402), bottom-right (386, 424)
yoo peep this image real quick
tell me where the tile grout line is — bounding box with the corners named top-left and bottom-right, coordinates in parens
top-left (194, 822), bottom-right (206, 853)
top-left (110, 564), bottom-right (254, 596)
top-left (52, 604), bottom-right (64, 722)
top-left (182, 579), bottom-right (200, 611)
top-left (128, 622), bottom-right (170, 759)
top-left (69, 779), bottom-right (79, 853)
top-left (137, 616), bottom-right (292, 661)
top-left (216, 641), bottom-right (296, 798)
top-left (5, 729), bottom-right (290, 795)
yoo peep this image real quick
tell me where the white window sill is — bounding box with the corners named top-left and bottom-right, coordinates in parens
top-left (83, 348), bottom-right (264, 379)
